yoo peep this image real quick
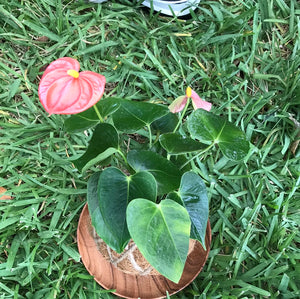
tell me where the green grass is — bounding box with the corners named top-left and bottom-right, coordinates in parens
top-left (0, 0), bottom-right (299, 298)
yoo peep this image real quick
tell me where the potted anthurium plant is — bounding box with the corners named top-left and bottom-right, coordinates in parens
top-left (38, 57), bottom-right (250, 298)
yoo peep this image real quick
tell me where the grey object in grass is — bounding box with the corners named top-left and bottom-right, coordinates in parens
top-left (88, 0), bottom-right (201, 16)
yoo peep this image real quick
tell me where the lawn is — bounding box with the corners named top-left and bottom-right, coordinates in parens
top-left (0, 0), bottom-right (299, 298)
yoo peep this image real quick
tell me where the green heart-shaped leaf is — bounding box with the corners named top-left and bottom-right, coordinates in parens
top-left (151, 112), bottom-right (179, 134)
top-left (112, 100), bottom-right (168, 133)
top-left (64, 115), bottom-right (99, 133)
top-left (178, 172), bottom-right (208, 248)
top-left (127, 150), bottom-right (182, 195)
top-left (97, 97), bottom-right (122, 118)
top-left (127, 198), bottom-right (191, 283)
top-left (98, 167), bottom-right (157, 253)
top-left (73, 123), bottom-right (119, 172)
top-left (87, 172), bottom-right (121, 252)
top-left (187, 110), bottom-right (250, 161)
top-left (64, 97), bottom-right (120, 132)
top-left (159, 133), bottom-right (206, 154)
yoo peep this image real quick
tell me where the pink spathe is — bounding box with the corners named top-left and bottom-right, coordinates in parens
top-left (38, 57), bottom-right (106, 115)
top-left (169, 89), bottom-right (212, 113)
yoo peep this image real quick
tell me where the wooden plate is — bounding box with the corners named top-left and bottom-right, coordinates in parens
top-left (77, 204), bottom-right (211, 299)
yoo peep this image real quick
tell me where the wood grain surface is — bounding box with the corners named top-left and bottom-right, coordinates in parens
top-left (77, 204), bottom-right (211, 299)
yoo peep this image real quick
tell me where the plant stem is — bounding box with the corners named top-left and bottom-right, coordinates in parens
top-left (93, 105), bottom-right (104, 123)
top-left (173, 98), bottom-right (190, 133)
top-left (117, 149), bottom-right (128, 165)
top-left (147, 124), bottom-right (152, 149)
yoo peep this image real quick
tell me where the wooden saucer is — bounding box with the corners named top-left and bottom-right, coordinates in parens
top-left (77, 204), bottom-right (211, 299)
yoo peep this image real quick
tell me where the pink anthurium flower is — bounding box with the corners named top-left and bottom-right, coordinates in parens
top-left (169, 87), bottom-right (212, 113)
top-left (38, 57), bottom-right (106, 115)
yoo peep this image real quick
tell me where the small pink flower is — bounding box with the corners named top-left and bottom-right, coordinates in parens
top-left (169, 87), bottom-right (212, 113)
top-left (38, 57), bottom-right (106, 115)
